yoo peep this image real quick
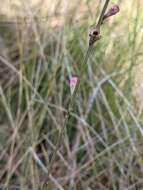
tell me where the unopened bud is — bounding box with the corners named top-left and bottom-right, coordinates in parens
top-left (103, 4), bottom-right (120, 21)
top-left (69, 76), bottom-right (78, 95)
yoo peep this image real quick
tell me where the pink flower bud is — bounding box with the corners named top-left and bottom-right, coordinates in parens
top-left (69, 76), bottom-right (78, 95)
top-left (103, 4), bottom-right (120, 20)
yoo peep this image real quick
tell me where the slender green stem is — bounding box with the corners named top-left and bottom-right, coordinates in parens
top-left (48, 46), bottom-right (92, 175)
top-left (97, 0), bottom-right (110, 29)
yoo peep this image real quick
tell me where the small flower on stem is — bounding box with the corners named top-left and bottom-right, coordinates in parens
top-left (69, 76), bottom-right (79, 95)
top-left (103, 4), bottom-right (120, 21)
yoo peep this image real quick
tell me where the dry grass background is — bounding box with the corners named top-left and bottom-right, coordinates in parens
top-left (0, 0), bottom-right (143, 189)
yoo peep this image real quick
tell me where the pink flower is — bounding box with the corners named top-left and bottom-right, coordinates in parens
top-left (69, 76), bottom-right (78, 95)
top-left (103, 4), bottom-right (120, 20)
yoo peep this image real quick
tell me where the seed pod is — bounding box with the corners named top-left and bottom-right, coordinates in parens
top-left (89, 28), bottom-right (101, 46)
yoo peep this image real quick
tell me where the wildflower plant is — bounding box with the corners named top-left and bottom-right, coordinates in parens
top-left (48, 0), bottom-right (120, 175)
